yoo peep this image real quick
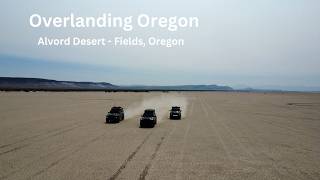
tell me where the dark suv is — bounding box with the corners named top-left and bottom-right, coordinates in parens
top-left (170, 106), bottom-right (181, 120)
top-left (140, 109), bottom-right (157, 128)
top-left (106, 106), bottom-right (124, 123)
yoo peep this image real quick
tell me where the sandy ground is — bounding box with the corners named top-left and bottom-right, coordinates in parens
top-left (0, 92), bottom-right (319, 180)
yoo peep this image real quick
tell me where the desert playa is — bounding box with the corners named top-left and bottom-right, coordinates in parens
top-left (0, 92), bottom-right (319, 180)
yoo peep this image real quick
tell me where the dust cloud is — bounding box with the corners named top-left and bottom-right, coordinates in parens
top-left (125, 94), bottom-right (188, 122)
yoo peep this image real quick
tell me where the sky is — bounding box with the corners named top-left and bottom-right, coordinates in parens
top-left (0, 0), bottom-right (320, 90)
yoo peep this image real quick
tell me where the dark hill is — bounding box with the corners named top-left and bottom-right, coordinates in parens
top-left (0, 77), bottom-right (233, 91)
top-left (0, 77), bottom-right (116, 90)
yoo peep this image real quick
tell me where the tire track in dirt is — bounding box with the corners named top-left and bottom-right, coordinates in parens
top-left (0, 120), bottom-right (92, 156)
top-left (0, 122), bottom-right (121, 180)
top-left (138, 135), bottom-right (166, 180)
top-left (141, 109), bottom-right (183, 178)
top-left (174, 101), bottom-right (193, 180)
top-left (0, 121), bottom-right (82, 149)
top-left (137, 97), bottom-right (186, 180)
top-left (250, 113), bottom-right (318, 139)
top-left (0, 101), bottom-right (103, 144)
top-left (3, 121), bottom-right (81, 148)
top-left (0, 145), bottom-right (29, 156)
top-left (204, 96), bottom-right (301, 180)
top-left (108, 131), bottom-right (153, 180)
top-left (26, 130), bottom-right (109, 180)
top-left (225, 111), bottom-right (303, 180)
top-left (225, 107), bottom-right (319, 139)
top-left (203, 99), bottom-right (255, 160)
top-left (0, 100), bottom-right (103, 155)
top-left (199, 97), bottom-right (237, 168)
top-left (0, 100), bottom-right (100, 116)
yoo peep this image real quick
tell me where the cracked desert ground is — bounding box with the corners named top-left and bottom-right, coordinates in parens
top-left (0, 92), bottom-right (319, 180)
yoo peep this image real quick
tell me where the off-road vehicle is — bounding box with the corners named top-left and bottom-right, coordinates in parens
top-left (106, 106), bottom-right (124, 123)
top-left (170, 106), bottom-right (181, 120)
top-left (140, 109), bottom-right (157, 128)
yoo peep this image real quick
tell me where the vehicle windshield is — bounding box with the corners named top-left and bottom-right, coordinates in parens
top-left (110, 108), bottom-right (121, 113)
top-left (143, 111), bottom-right (154, 117)
top-left (171, 107), bottom-right (180, 111)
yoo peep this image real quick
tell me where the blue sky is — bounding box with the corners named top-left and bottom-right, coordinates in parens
top-left (0, 0), bottom-right (320, 90)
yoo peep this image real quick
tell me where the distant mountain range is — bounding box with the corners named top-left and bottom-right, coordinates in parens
top-left (0, 77), bottom-right (116, 90)
top-left (0, 77), bottom-right (233, 91)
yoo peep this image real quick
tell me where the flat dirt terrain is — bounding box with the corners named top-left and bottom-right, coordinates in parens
top-left (0, 92), bottom-right (319, 180)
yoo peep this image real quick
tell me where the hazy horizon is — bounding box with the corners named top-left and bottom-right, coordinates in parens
top-left (1, 54), bottom-right (320, 92)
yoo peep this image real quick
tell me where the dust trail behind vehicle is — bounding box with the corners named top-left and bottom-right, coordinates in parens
top-left (125, 93), bottom-right (188, 122)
